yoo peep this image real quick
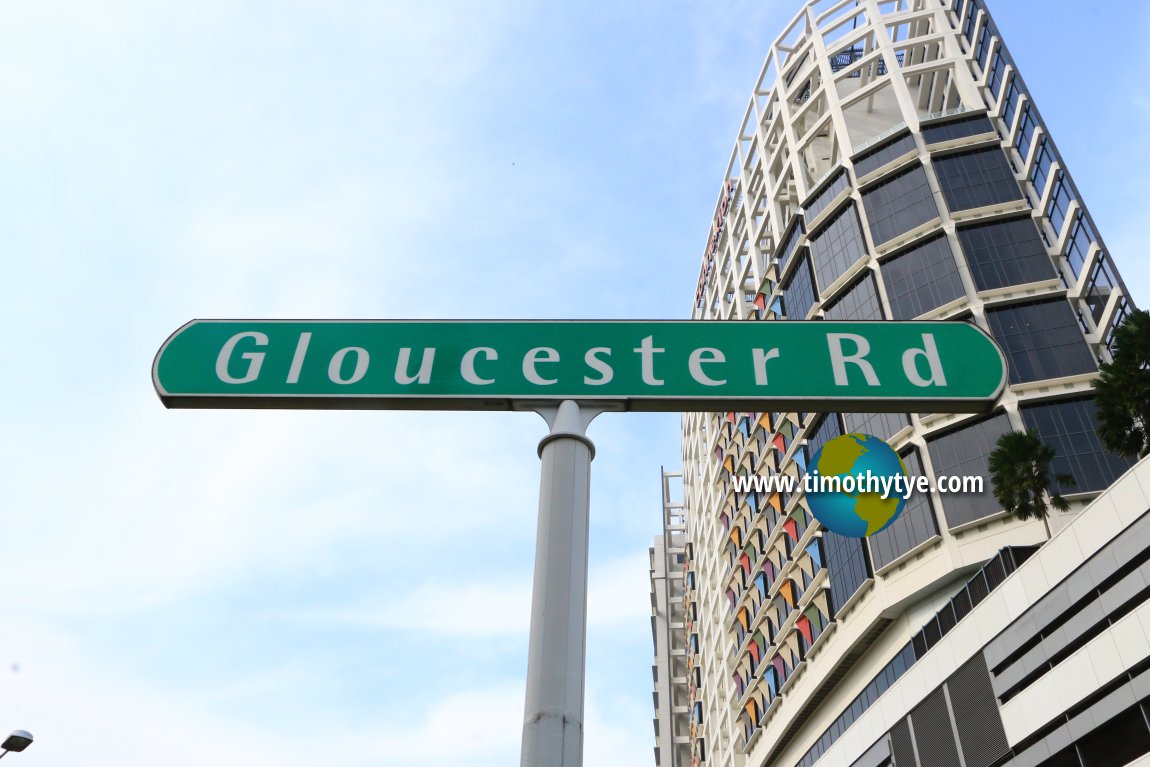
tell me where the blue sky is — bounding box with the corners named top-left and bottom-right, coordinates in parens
top-left (0, 2), bottom-right (1145, 765)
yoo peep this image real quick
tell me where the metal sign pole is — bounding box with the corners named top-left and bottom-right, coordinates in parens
top-left (520, 400), bottom-right (607, 767)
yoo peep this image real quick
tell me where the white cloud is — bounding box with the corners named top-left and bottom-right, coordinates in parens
top-left (0, 619), bottom-right (316, 767)
top-left (293, 548), bottom-right (652, 639)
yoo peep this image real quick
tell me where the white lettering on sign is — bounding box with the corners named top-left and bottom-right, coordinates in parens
top-left (523, 347), bottom-right (560, 385)
top-left (752, 348), bottom-right (781, 385)
top-left (827, 333), bottom-right (880, 386)
top-left (197, 326), bottom-right (974, 398)
top-left (902, 334), bottom-right (947, 387)
top-left (396, 348), bottom-right (435, 385)
top-left (584, 347), bottom-right (613, 385)
top-left (688, 348), bottom-right (726, 386)
top-left (461, 347), bottom-right (497, 385)
top-left (216, 332), bottom-right (268, 384)
top-left (286, 332), bottom-right (311, 384)
top-left (633, 335), bottom-right (665, 386)
top-left (328, 347), bottom-right (369, 384)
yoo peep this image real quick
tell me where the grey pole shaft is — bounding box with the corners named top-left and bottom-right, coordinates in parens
top-left (521, 400), bottom-right (603, 767)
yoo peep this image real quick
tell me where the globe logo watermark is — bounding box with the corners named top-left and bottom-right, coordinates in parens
top-left (806, 433), bottom-right (909, 538)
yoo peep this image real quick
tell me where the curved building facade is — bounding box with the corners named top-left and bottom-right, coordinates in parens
top-left (659, 2), bottom-right (1139, 767)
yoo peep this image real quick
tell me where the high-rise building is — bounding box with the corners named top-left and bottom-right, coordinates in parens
top-left (652, 1), bottom-right (1141, 766)
top-left (650, 470), bottom-right (693, 767)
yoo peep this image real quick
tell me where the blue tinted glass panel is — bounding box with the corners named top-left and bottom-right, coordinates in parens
top-left (1063, 211), bottom-right (1095, 278)
top-left (984, 299), bottom-right (1096, 383)
top-left (776, 218), bottom-right (805, 274)
top-left (987, 50), bottom-right (1006, 97)
top-left (921, 115), bottom-right (994, 145)
top-left (809, 204), bottom-right (867, 291)
top-left (823, 531), bottom-right (870, 617)
top-left (868, 449), bottom-right (939, 570)
top-left (843, 411), bottom-right (908, 442)
top-left (926, 412), bottom-right (1012, 528)
top-left (1014, 105), bottom-right (1037, 159)
top-left (1020, 397), bottom-right (1134, 494)
top-left (805, 170), bottom-right (850, 224)
top-left (961, 0), bottom-right (979, 40)
top-left (861, 164), bottom-right (938, 245)
top-left (879, 235), bottom-right (965, 319)
top-left (933, 147), bottom-right (1022, 212)
top-left (1084, 254), bottom-right (1116, 322)
top-left (974, 25), bottom-right (990, 68)
top-left (853, 132), bottom-right (916, 178)
top-left (1001, 77), bottom-right (1021, 127)
top-left (1046, 173), bottom-right (1073, 235)
top-left (1106, 298), bottom-right (1131, 355)
top-left (956, 216), bottom-right (1054, 291)
top-left (806, 414), bottom-right (842, 461)
top-left (1029, 137), bottom-right (1053, 200)
top-left (783, 253), bottom-right (817, 319)
top-left (823, 272), bottom-right (884, 321)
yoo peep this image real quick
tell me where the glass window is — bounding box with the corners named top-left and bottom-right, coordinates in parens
top-left (853, 132), bottom-right (916, 178)
top-left (984, 299), bottom-right (1097, 383)
top-left (1046, 172), bottom-right (1073, 235)
top-left (1014, 104), bottom-right (1037, 159)
top-left (1001, 76), bottom-right (1021, 128)
top-left (805, 170), bottom-right (849, 224)
top-left (782, 253), bottom-right (818, 319)
top-left (933, 147), bottom-right (1023, 212)
top-left (987, 50), bottom-right (1006, 98)
top-left (921, 115), bottom-right (994, 145)
top-left (869, 449), bottom-right (940, 570)
top-left (1021, 397), bottom-right (1134, 495)
top-left (973, 24), bottom-right (990, 68)
top-left (806, 414), bottom-right (843, 460)
top-left (961, 0), bottom-right (979, 41)
top-left (810, 204), bottom-right (867, 291)
top-left (823, 272), bottom-right (885, 321)
top-left (1083, 254), bottom-right (1117, 322)
top-left (879, 235), bottom-right (965, 319)
top-left (1076, 704), bottom-right (1150, 767)
top-left (926, 412), bottom-right (1013, 528)
top-left (1106, 298), bottom-right (1131, 355)
top-left (843, 411), bottom-right (909, 442)
top-left (1029, 136), bottom-right (1053, 201)
top-left (776, 218), bottom-right (805, 274)
top-left (861, 164), bottom-right (938, 246)
top-left (823, 531), bottom-right (870, 617)
top-left (1063, 211), bottom-right (1096, 278)
top-left (957, 216), bottom-right (1055, 291)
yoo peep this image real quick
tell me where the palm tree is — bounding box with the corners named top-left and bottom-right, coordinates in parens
top-left (1093, 309), bottom-right (1150, 459)
top-left (988, 430), bottom-right (1074, 534)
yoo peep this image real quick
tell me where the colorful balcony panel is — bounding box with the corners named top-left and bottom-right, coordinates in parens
top-left (752, 630), bottom-right (768, 665)
top-left (764, 662), bottom-right (780, 700)
top-left (771, 652), bottom-right (791, 686)
top-left (729, 525), bottom-right (742, 546)
top-left (753, 571), bottom-right (770, 599)
top-left (782, 516), bottom-right (799, 543)
top-left (779, 578), bottom-right (798, 608)
top-left (803, 602), bottom-right (830, 643)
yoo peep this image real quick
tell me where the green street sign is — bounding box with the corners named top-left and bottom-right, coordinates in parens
top-left (153, 319), bottom-right (1007, 412)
